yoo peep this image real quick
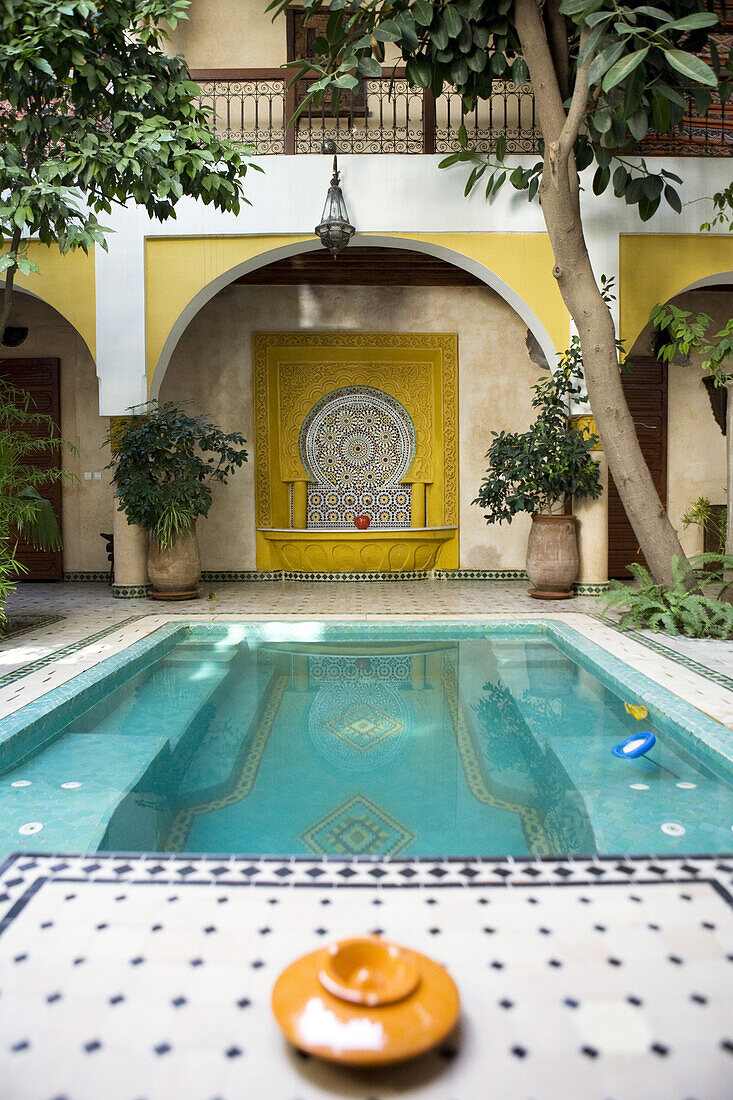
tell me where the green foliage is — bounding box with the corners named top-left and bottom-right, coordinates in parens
top-left (700, 181), bottom-right (733, 232)
top-left (0, 0), bottom-right (261, 291)
top-left (267, 0), bottom-right (731, 220)
top-left (681, 496), bottom-right (727, 554)
top-left (650, 303), bottom-right (733, 383)
top-left (473, 342), bottom-right (602, 523)
top-left (107, 402), bottom-right (248, 550)
top-left (601, 554), bottom-right (733, 638)
top-left (0, 380), bottom-right (75, 625)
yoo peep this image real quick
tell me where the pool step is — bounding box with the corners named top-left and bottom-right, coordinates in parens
top-left (0, 733), bottom-right (173, 854)
top-left (174, 656), bottom-right (278, 804)
top-left (2, 649), bottom-right (248, 855)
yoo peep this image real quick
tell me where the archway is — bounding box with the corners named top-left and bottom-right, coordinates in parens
top-left (158, 240), bottom-right (554, 574)
top-left (149, 235), bottom-right (560, 398)
top-left (0, 287), bottom-right (108, 580)
top-left (609, 274), bottom-right (732, 575)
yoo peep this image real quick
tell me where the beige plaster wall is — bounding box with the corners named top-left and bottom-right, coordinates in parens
top-left (168, 0), bottom-right (286, 68)
top-left (630, 288), bottom-right (730, 556)
top-left (168, 0), bottom-right (402, 70)
top-left (161, 283), bottom-right (541, 570)
top-left (1, 293), bottom-right (112, 573)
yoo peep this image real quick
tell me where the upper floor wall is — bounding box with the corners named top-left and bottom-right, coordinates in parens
top-left (168, 0), bottom-right (286, 69)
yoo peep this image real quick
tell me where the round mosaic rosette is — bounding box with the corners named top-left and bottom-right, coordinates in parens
top-left (300, 386), bottom-right (415, 489)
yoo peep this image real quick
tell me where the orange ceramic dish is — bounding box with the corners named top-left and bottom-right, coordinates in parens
top-left (271, 936), bottom-right (460, 1066)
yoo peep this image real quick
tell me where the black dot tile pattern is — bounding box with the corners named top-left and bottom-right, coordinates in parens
top-left (0, 853), bottom-right (730, 1099)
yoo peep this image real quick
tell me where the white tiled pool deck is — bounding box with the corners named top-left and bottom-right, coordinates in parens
top-left (0, 580), bottom-right (731, 1099)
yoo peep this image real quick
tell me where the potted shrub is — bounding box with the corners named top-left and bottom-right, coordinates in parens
top-left (474, 343), bottom-right (602, 598)
top-left (107, 402), bottom-right (247, 599)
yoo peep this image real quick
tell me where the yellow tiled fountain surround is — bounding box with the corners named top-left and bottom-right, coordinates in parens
top-left (253, 332), bottom-right (459, 571)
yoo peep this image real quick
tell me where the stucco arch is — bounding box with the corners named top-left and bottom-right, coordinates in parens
top-left (148, 234), bottom-right (562, 397)
top-left (620, 234), bottom-right (733, 353)
top-left (0, 244), bottom-right (96, 362)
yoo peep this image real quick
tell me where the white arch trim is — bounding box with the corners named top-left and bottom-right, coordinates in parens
top-left (149, 234), bottom-right (558, 397)
top-left (672, 271), bottom-right (733, 296)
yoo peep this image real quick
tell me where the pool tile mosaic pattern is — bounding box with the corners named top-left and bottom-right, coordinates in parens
top-left (0, 853), bottom-right (731, 1100)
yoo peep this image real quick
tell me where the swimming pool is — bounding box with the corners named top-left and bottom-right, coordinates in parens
top-left (0, 621), bottom-right (731, 858)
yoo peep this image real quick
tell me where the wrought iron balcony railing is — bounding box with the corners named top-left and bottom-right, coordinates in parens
top-left (191, 68), bottom-right (538, 155)
top-left (191, 69), bottom-right (732, 158)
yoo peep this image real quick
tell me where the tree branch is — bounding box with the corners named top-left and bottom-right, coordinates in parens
top-left (514, 0), bottom-right (568, 144)
top-left (542, 0), bottom-right (570, 100)
top-left (557, 26), bottom-right (590, 166)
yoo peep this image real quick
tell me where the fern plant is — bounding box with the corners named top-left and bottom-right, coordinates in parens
top-left (601, 554), bottom-right (733, 638)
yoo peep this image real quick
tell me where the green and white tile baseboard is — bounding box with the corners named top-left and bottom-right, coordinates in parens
top-left (111, 584), bottom-right (151, 599)
top-left (107, 569), bottom-right (610, 594)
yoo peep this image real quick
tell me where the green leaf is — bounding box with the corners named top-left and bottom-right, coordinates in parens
top-left (662, 13), bottom-right (719, 33)
top-left (406, 56), bottom-right (431, 87)
top-left (372, 20), bottom-right (401, 42)
top-left (664, 49), bottom-right (718, 87)
top-left (587, 39), bottom-right (625, 85)
top-left (412, 0), bottom-right (433, 27)
top-left (442, 6), bottom-right (463, 38)
top-left (628, 107), bottom-right (648, 141)
top-left (33, 57), bottom-right (55, 77)
top-left (664, 184), bottom-right (682, 214)
top-left (602, 47), bottom-right (649, 93)
top-left (634, 6), bottom-right (672, 20)
top-left (357, 56), bottom-right (382, 77)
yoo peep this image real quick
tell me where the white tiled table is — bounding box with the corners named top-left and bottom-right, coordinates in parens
top-left (1, 853), bottom-right (732, 1100)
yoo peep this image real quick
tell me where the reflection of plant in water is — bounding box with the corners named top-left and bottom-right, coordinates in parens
top-left (474, 680), bottom-right (595, 854)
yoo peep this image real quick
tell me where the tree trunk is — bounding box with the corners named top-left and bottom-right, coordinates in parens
top-left (721, 378), bottom-right (726, 558)
top-left (515, 0), bottom-right (685, 587)
top-left (0, 227), bottom-right (22, 342)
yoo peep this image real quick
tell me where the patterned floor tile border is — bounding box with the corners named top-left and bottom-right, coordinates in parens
top-left (621, 625), bottom-right (733, 694)
top-left (0, 613), bottom-right (64, 642)
top-left (0, 615), bottom-right (145, 689)
top-left (1, 852), bottom-right (731, 899)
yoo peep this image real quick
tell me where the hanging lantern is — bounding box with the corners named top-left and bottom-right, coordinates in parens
top-left (315, 155), bottom-right (355, 258)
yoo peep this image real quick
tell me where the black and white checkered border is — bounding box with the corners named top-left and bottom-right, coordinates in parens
top-left (1, 853), bottom-right (731, 911)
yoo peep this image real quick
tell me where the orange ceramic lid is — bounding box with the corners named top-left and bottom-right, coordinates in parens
top-left (272, 935), bottom-right (460, 1066)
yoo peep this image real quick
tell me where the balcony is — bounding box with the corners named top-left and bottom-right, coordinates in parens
top-left (192, 69), bottom-right (732, 158)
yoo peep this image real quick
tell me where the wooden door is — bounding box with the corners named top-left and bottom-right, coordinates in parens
top-left (607, 357), bottom-right (668, 578)
top-left (0, 359), bottom-right (63, 581)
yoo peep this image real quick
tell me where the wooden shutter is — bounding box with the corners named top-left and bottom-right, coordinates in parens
top-left (0, 358), bottom-right (63, 581)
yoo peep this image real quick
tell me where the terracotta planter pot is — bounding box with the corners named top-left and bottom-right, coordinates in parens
top-left (526, 514), bottom-right (578, 598)
top-left (147, 523), bottom-right (201, 598)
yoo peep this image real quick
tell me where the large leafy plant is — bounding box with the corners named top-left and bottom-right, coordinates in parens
top-left (0, 380), bottom-right (75, 624)
top-left (474, 344), bottom-right (602, 523)
top-left (107, 403), bottom-right (248, 550)
top-left (601, 554), bottom-right (733, 638)
top-left (0, 0), bottom-right (260, 336)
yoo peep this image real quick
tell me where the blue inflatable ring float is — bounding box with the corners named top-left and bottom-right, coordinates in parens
top-left (611, 732), bottom-right (656, 759)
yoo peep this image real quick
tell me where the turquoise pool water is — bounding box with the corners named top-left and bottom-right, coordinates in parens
top-left (0, 622), bottom-right (731, 858)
